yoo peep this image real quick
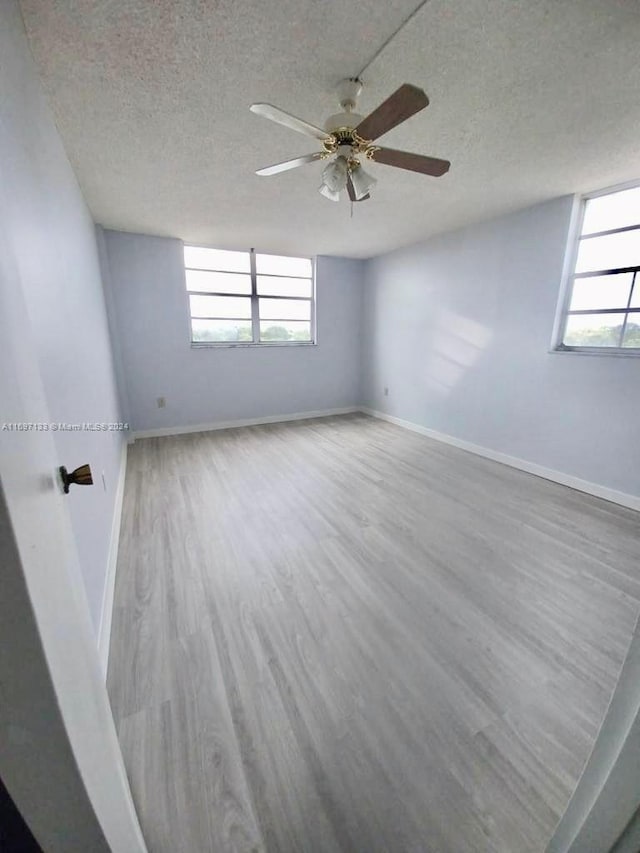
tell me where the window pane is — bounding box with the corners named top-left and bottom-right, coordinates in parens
top-left (185, 269), bottom-right (251, 294)
top-left (563, 313), bottom-right (624, 347)
top-left (575, 230), bottom-right (640, 273)
top-left (259, 297), bottom-right (310, 321)
top-left (622, 314), bottom-right (640, 347)
top-left (260, 321), bottom-right (311, 342)
top-left (190, 294), bottom-right (251, 319)
top-left (630, 279), bottom-right (640, 308)
top-left (256, 254), bottom-right (312, 277)
top-left (257, 275), bottom-right (312, 297)
top-left (582, 186), bottom-right (640, 234)
top-left (191, 319), bottom-right (253, 342)
top-left (184, 246), bottom-right (250, 273)
top-left (568, 273), bottom-right (633, 311)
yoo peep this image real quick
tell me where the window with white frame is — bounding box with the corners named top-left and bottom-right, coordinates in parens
top-left (184, 247), bottom-right (315, 345)
top-left (557, 183), bottom-right (640, 352)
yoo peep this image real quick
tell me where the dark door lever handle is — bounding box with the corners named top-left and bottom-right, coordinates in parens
top-left (59, 464), bottom-right (93, 494)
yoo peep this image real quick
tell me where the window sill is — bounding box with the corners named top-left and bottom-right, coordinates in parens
top-left (550, 346), bottom-right (640, 358)
top-left (191, 341), bottom-right (317, 349)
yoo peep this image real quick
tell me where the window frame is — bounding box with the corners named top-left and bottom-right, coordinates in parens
top-left (184, 245), bottom-right (317, 348)
top-left (552, 180), bottom-right (640, 357)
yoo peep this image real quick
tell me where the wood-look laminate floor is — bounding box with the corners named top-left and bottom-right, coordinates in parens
top-left (108, 414), bottom-right (640, 853)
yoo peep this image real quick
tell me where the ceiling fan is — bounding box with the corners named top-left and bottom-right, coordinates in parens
top-left (250, 78), bottom-right (450, 203)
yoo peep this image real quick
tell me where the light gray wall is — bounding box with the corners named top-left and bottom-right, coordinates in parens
top-left (0, 0), bottom-right (124, 634)
top-left (103, 230), bottom-right (364, 431)
top-left (96, 225), bottom-right (132, 428)
top-left (361, 196), bottom-right (640, 498)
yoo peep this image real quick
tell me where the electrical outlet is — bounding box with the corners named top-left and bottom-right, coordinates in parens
top-left (157, 396), bottom-right (166, 408)
top-left (383, 386), bottom-right (389, 397)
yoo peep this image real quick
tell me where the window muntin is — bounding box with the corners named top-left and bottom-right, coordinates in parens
top-left (255, 253), bottom-right (312, 278)
top-left (184, 247), bottom-right (315, 345)
top-left (185, 269), bottom-right (252, 294)
top-left (575, 229), bottom-right (640, 274)
top-left (258, 298), bottom-right (310, 320)
top-left (191, 318), bottom-right (253, 343)
top-left (581, 187), bottom-right (640, 234)
top-left (557, 185), bottom-right (640, 353)
top-left (260, 321), bottom-right (311, 342)
top-left (184, 246), bottom-right (250, 273)
top-left (256, 276), bottom-right (312, 298)
top-left (189, 295), bottom-right (252, 319)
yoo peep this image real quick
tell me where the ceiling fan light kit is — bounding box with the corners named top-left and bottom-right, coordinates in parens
top-left (321, 155), bottom-right (349, 195)
top-left (350, 163), bottom-right (377, 201)
top-left (250, 78), bottom-right (450, 205)
top-left (319, 183), bottom-right (341, 203)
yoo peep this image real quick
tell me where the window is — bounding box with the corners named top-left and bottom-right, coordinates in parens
top-left (556, 183), bottom-right (640, 353)
top-left (184, 247), bottom-right (315, 345)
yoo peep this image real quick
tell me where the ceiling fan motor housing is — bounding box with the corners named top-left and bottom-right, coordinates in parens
top-left (324, 78), bottom-right (364, 134)
top-left (324, 111), bottom-right (364, 134)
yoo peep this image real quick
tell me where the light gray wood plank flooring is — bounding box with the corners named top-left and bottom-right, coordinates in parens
top-left (108, 413), bottom-right (640, 853)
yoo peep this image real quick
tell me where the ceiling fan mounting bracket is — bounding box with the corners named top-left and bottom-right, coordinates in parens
top-left (336, 77), bottom-right (363, 111)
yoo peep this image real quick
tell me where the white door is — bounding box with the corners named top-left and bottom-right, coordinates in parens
top-left (0, 214), bottom-right (147, 852)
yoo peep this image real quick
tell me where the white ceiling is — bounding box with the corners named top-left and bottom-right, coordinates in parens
top-left (20, 0), bottom-right (640, 258)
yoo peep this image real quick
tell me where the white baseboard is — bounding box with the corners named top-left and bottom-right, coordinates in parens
top-left (132, 406), bottom-right (360, 440)
top-left (97, 440), bottom-right (128, 679)
top-left (361, 407), bottom-right (640, 513)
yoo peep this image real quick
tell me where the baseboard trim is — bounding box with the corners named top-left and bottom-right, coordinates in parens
top-left (97, 440), bottom-right (128, 679)
top-left (132, 407), bottom-right (360, 440)
top-left (361, 407), bottom-right (640, 513)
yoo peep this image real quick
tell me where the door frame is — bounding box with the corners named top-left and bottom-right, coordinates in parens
top-left (547, 616), bottom-right (640, 853)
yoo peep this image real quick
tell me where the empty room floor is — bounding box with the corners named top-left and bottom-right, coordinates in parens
top-left (107, 413), bottom-right (640, 853)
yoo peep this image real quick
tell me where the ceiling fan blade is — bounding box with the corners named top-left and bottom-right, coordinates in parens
top-left (346, 175), bottom-right (370, 202)
top-left (371, 147), bottom-right (450, 177)
top-left (354, 84), bottom-right (429, 141)
top-left (250, 103), bottom-right (330, 141)
top-left (256, 152), bottom-right (324, 176)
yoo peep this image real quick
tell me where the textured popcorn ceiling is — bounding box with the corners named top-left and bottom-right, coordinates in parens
top-left (20, 0), bottom-right (640, 258)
